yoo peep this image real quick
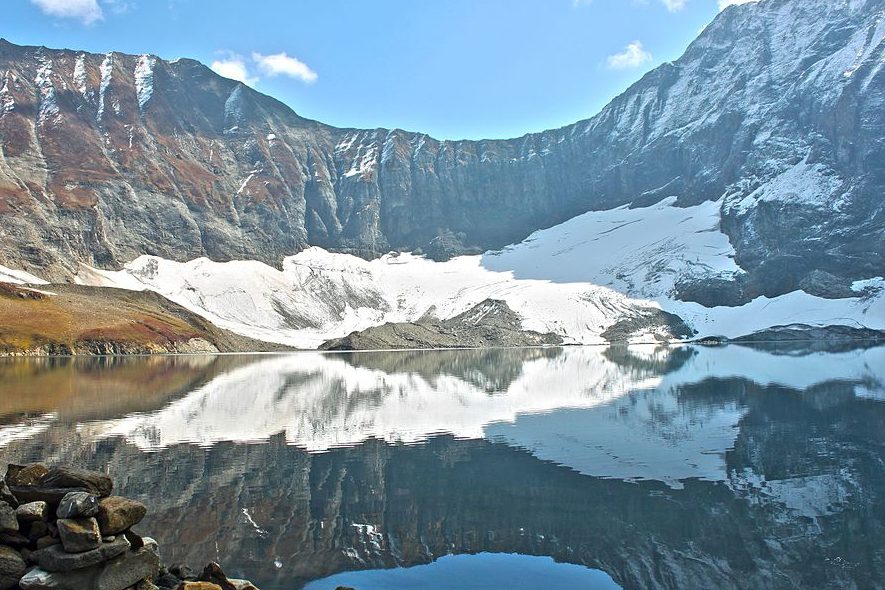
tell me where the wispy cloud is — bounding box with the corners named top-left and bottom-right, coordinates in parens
top-left (210, 51), bottom-right (318, 87)
top-left (29, 0), bottom-right (103, 24)
top-left (252, 52), bottom-right (318, 84)
top-left (210, 55), bottom-right (258, 86)
top-left (660, 0), bottom-right (687, 11)
top-left (607, 41), bottom-right (653, 70)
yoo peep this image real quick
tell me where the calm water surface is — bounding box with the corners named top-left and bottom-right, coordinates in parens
top-left (0, 345), bottom-right (883, 590)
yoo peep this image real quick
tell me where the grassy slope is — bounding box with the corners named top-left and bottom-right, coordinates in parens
top-left (0, 283), bottom-right (291, 355)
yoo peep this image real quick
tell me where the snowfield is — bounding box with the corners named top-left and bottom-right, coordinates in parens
top-left (74, 198), bottom-right (885, 348)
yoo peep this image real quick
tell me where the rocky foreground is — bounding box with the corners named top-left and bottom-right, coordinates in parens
top-left (0, 464), bottom-right (260, 590)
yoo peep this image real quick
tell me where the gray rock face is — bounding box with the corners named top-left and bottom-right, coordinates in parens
top-left (0, 0), bottom-right (882, 306)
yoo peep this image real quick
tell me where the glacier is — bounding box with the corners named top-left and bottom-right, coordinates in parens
top-left (74, 197), bottom-right (885, 349)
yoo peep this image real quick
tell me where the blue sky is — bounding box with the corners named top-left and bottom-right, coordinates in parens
top-left (5, 0), bottom-right (748, 139)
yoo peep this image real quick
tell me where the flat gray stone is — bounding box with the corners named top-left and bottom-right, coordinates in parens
top-left (41, 467), bottom-right (113, 498)
top-left (20, 546), bottom-right (159, 590)
top-left (32, 536), bottom-right (130, 572)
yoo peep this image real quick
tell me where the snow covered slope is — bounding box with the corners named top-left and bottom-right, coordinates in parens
top-left (0, 264), bottom-right (47, 285)
top-left (76, 197), bottom-right (885, 348)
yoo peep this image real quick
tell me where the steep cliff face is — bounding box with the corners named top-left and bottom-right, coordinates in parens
top-left (1, 0), bottom-right (883, 299)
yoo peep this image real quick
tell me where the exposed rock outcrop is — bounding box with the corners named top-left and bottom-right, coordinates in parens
top-left (320, 299), bottom-right (563, 350)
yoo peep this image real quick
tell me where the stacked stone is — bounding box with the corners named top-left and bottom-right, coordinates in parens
top-left (0, 464), bottom-right (260, 590)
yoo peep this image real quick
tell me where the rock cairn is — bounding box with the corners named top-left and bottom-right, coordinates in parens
top-left (0, 464), bottom-right (259, 590)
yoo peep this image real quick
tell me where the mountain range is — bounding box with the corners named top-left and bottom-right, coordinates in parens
top-left (0, 0), bottom-right (884, 350)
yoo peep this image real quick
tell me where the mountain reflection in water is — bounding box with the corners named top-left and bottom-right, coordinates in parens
top-left (1, 345), bottom-right (883, 590)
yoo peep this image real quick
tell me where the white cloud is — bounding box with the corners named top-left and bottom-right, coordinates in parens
top-left (718, 0), bottom-right (759, 9)
top-left (660, 0), bottom-right (687, 11)
top-left (607, 41), bottom-right (653, 70)
top-left (210, 56), bottom-right (258, 86)
top-left (29, 0), bottom-right (103, 24)
top-left (252, 52), bottom-right (318, 84)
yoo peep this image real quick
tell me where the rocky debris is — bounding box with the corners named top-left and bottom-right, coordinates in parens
top-left (57, 492), bottom-right (100, 519)
top-left (0, 465), bottom-right (260, 590)
top-left (321, 299), bottom-right (563, 351)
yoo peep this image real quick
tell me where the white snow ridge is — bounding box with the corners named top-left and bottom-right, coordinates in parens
top-left (97, 53), bottom-right (114, 121)
top-left (134, 55), bottom-right (156, 113)
top-left (34, 57), bottom-right (59, 125)
top-left (76, 197), bottom-right (885, 349)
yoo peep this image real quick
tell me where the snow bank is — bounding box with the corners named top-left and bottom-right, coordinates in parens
top-left (77, 198), bottom-right (885, 348)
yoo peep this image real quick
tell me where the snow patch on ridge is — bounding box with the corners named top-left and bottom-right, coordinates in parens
top-left (34, 57), bottom-right (59, 125)
top-left (77, 197), bottom-right (885, 348)
top-left (0, 264), bottom-right (49, 285)
top-left (134, 55), bottom-right (156, 113)
top-left (97, 53), bottom-right (113, 121)
top-left (73, 54), bottom-right (90, 101)
top-left (0, 73), bottom-right (14, 115)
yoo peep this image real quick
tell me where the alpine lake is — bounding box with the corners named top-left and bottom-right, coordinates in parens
top-left (1, 344), bottom-right (883, 590)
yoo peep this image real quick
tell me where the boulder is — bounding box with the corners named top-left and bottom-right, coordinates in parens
top-left (35, 535), bottom-right (59, 550)
top-left (57, 517), bottom-right (102, 553)
top-left (41, 467), bottom-right (113, 497)
top-left (0, 531), bottom-right (29, 546)
top-left (0, 502), bottom-right (18, 533)
top-left (32, 536), bottom-right (130, 572)
top-left (228, 580), bottom-right (260, 590)
top-left (16, 501), bottom-right (48, 523)
top-left (57, 492), bottom-right (100, 519)
top-left (6, 464), bottom-right (48, 487)
top-left (0, 545), bottom-right (26, 590)
top-left (97, 497), bottom-right (147, 535)
top-left (199, 563), bottom-right (237, 590)
top-left (170, 564), bottom-right (197, 581)
top-left (95, 547), bottom-right (161, 590)
top-left (124, 529), bottom-right (145, 550)
top-left (175, 583), bottom-right (222, 590)
top-left (0, 482), bottom-right (17, 508)
top-left (20, 546), bottom-right (160, 590)
top-left (27, 520), bottom-right (49, 541)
